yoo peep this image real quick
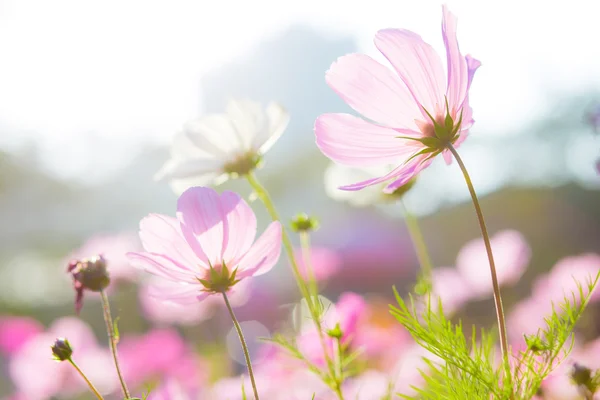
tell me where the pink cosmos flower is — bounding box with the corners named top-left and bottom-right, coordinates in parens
top-left (429, 266), bottom-right (472, 314)
top-left (315, 5), bottom-right (480, 193)
top-left (456, 230), bottom-right (531, 299)
top-left (294, 246), bottom-right (341, 281)
top-left (127, 186), bottom-right (282, 302)
top-left (0, 316), bottom-right (44, 356)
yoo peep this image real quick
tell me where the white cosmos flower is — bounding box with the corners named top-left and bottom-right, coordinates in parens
top-left (156, 99), bottom-right (289, 193)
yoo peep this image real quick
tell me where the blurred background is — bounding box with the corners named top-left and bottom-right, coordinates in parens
top-left (1, 0), bottom-right (600, 398)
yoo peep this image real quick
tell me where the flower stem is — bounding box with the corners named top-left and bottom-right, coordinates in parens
top-left (100, 290), bottom-right (131, 399)
top-left (299, 231), bottom-right (319, 299)
top-left (447, 144), bottom-right (511, 383)
top-left (68, 358), bottom-right (104, 399)
top-left (245, 171), bottom-right (340, 394)
top-left (333, 338), bottom-right (345, 400)
top-left (400, 201), bottom-right (433, 289)
top-left (222, 291), bottom-right (260, 400)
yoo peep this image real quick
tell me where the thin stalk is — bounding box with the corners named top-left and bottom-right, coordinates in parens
top-left (299, 231), bottom-right (319, 299)
top-left (68, 358), bottom-right (104, 399)
top-left (447, 144), bottom-right (511, 388)
top-left (400, 200), bottom-right (433, 285)
top-left (245, 172), bottom-right (339, 392)
top-left (333, 338), bottom-right (344, 400)
top-left (100, 290), bottom-right (131, 399)
top-left (222, 291), bottom-right (260, 400)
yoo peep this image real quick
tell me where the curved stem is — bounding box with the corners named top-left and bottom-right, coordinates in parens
top-left (400, 201), bottom-right (433, 286)
top-left (299, 231), bottom-right (319, 298)
top-left (222, 291), bottom-right (260, 400)
top-left (68, 358), bottom-right (104, 399)
top-left (447, 144), bottom-right (511, 384)
top-left (245, 172), bottom-right (341, 395)
top-left (100, 290), bottom-right (131, 399)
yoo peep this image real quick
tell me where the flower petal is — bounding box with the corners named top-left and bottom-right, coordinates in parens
top-left (168, 173), bottom-right (225, 195)
top-left (374, 29), bottom-right (445, 115)
top-left (184, 114), bottom-right (245, 157)
top-left (339, 150), bottom-right (425, 192)
top-left (383, 156), bottom-right (432, 193)
top-left (127, 252), bottom-right (197, 282)
top-left (465, 55), bottom-right (481, 92)
top-left (257, 102), bottom-right (289, 154)
top-left (138, 214), bottom-right (207, 270)
top-left (226, 99), bottom-right (265, 150)
top-left (442, 5), bottom-right (468, 112)
top-left (177, 187), bottom-right (227, 264)
top-left (145, 280), bottom-right (209, 305)
top-left (315, 113), bottom-right (418, 167)
top-left (236, 221), bottom-right (282, 278)
top-left (220, 191), bottom-right (257, 264)
top-left (326, 53), bottom-right (420, 129)
top-left (154, 158), bottom-right (223, 181)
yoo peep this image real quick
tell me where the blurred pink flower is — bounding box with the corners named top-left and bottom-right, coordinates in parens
top-left (0, 316), bottom-right (44, 355)
top-left (456, 230), bottom-right (531, 299)
top-left (148, 378), bottom-right (203, 400)
top-left (343, 370), bottom-right (391, 400)
top-left (430, 266), bottom-right (472, 314)
top-left (127, 187), bottom-right (282, 302)
top-left (294, 246), bottom-right (341, 281)
top-left (9, 317), bottom-right (116, 400)
top-left (119, 329), bottom-right (207, 391)
top-left (66, 233), bottom-right (141, 286)
top-left (315, 5), bottom-right (479, 193)
top-left (533, 253), bottom-right (600, 305)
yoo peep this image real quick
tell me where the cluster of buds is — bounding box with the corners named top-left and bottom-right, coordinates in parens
top-left (67, 255), bottom-right (110, 314)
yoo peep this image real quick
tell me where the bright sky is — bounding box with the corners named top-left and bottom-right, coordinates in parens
top-left (0, 0), bottom-right (599, 181)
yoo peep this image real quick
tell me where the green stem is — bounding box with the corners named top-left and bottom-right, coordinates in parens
top-left (222, 291), bottom-right (260, 400)
top-left (333, 338), bottom-right (344, 400)
top-left (400, 201), bottom-right (433, 286)
top-left (100, 290), bottom-right (131, 399)
top-left (299, 231), bottom-right (319, 299)
top-left (245, 171), bottom-right (339, 394)
top-left (68, 358), bottom-right (104, 400)
top-left (447, 144), bottom-right (511, 388)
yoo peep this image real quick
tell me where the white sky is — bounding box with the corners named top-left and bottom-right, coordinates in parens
top-left (0, 0), bottom-right (599, 181)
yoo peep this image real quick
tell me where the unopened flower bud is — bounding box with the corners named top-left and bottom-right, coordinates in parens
top-left (326, 323), bottom-right (343, 339)
top-left (290, 213), bottom-right (320, 232)
top-left (571, 363), bottom-right (592, 387)
top-left (68, 255), bottom-right (110, 314)
top-left (51, 338), bottom-right (73, 361)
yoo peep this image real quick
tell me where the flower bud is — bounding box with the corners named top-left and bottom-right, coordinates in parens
top-left (68, 255), bottom-right (111, 314)
top-left (326, 323), bottom-right (343, 339)
top-left (51, 338), bottom-right (73, 361)
top-left (290, 213), bottom-right (320, 233)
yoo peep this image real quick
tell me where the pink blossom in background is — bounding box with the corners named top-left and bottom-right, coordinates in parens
top-left (9, 317), bottom-right (116, 399)
top-left (127, 187), bottom-right (282, 303)
top-left (533, 253), bottom-right (600, 305)
top-left (507, 296), bottom-right (553, 342)
top-left (147, 378), bottom-right (201, 400)
top-left (315, 5), bottom-right (479, 193)
top-left (66, 233), bottom-right (141, 287)
top-left (456, 230), bottom-right (531, 299)
top-left (429, 266), bottom-right (472, 314)
top-left (119, 329), bottom-right (207, 392)
top-left (343, 370), bottom-right (391, 400)
top-left (294, 246), bottom-right (341, 281)
top-left (0, 316), bottom-right (44, 355)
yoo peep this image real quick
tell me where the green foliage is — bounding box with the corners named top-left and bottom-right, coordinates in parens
top-left (513, 272), bottom-right (600, 399)
top-left (390, 271), bottom-right (600, 400)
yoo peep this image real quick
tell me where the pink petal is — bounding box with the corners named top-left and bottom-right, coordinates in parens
top-left (177, 187), bottom-right (227, 264)
top-left (220, 191), bottom-right (257, 264)
top-left (430, 267), bottom-right (472, 314)
top-left (315, 113), bottom-right (418, 167)
top-left (456, 230), bottom-right (531, 298)
top-left (339, 151), bottom-right (426, 192)
top-left (0, 317), bottom-right (44, 355)
top-left (383, 155), bottom-right (432, 193)
top-left (326, 53), bottom-right (420, 129)
top-left (236, 222), bottom-right (282, 278)
top-left (374, 29), bottom-right (445, 115)
top-left (441, 5), bottom-right (468, 112)
top-left (465, 55), bottom-right (481, 92)
top-left (139, 214), bottom-right (207, 270)
top-left (536, 253), bottom-right (600, 304)
top-left (143, 278), bottom-right (210, 306)
top-left (127, 252), bottom-right (198, 283)
top-left (293, 246), bottom-right (341, 281)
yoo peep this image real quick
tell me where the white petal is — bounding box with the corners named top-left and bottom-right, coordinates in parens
top-left (154, 158), bottom-right (223, 181)
top-left (257, 102), bottom-right (289, 154)
top-left (324, 163), bottom-right (388, 207)
top-left (184, 114), bottom-right (245, 156)
top-left (168, 173), bottom-right (224, 195)
top-left (226, 99), bottom-right (266, 150)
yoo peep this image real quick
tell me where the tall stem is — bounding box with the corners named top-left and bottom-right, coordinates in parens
top-left (245, 172), bottom-right (340, 394)
top-left (100, 290), bottom-right (131, 399)
top-left (299, 231), bottom-right (319, 298)
top-left (400, 201), bottom-right (433, 286)
top-left (68, 358), bottom-right (104, 400)
top-left (222, 291), bottom-right (260, 400)
top-left (447, 144), bottom-right (511, 381)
